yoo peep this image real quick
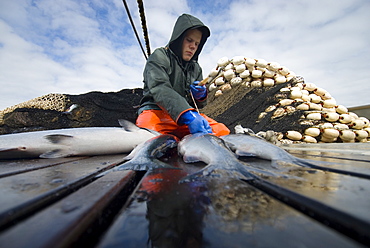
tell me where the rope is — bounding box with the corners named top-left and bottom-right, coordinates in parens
top-left (122, 0), bottom-right (147, 60)
top-left (137, 0), bottom-right (151, 57)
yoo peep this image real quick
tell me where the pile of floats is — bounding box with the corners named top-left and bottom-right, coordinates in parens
top-left (205, 56), bottom-right (369, 143)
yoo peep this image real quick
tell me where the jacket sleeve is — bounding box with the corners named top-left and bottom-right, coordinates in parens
top-left (144, 49), bottom-right (195, 122)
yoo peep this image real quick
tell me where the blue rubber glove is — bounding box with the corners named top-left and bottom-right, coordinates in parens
top-left (178, 110), bottom-right (213, 134)
top-left (190, 81), bottom-right (207, 100)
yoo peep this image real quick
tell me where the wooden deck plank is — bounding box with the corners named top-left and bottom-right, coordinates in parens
top-left (97, 163), bottom-right (363, 248)
top-left (283, 142), bottom-right (370, 151)
top-left (0, 155), bottom-right (126, 229)
top-left (288, 151), bottom-right (370, 175)
top-left (282, 143), bottom-right (370, 179)
top-left (0, 157), bottom-right (86, 178)
top-left (255, 162), bottom-right (370, 223)
top-left (283, 143), bottom-right (370, 163)
top-left (0, 169), bottom-right (138, 248)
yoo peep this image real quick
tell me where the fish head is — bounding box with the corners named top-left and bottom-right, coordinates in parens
top-left (150, 134), bottom-right (178, 158)
top-left (178, 134), bottom-right (231, 164)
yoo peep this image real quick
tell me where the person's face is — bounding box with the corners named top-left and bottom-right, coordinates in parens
top-left (181, 29), bottom-right (202, 61)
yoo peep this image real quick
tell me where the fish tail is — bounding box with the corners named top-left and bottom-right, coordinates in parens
top-left (179, 161), bottom-right (256, 184)
top-left (115, 158), bottom-right (178, 171)
top-left (271, 159), bottom-right (298, 169)
top-left (270, 155), bottom-right (312, 168)
top-left (147, 158), bottom-right (180, 170)
top-left (292, 157), bottom-right (316, 168)
top-left (234, 163), bottom-right (258, 180)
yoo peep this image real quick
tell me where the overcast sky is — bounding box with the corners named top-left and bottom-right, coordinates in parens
top-left (0, 0), bottom-right (369, 111)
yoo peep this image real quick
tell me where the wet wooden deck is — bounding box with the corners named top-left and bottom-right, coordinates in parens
top-left (0, 143), bottom-right (369, 248)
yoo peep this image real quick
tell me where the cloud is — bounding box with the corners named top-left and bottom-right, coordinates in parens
top-left (198, 0), bottom-right (370, 107)
top-left (0, 0), bottom-right (145, 109)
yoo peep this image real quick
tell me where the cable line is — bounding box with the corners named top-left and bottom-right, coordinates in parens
top-left (122, 0), bottom-right (147, 60)
top-left (137, 0), bottom-right (151, 57)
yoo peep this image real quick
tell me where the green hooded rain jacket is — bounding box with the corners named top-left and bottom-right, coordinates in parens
top-left (138, 14), bottom-right (210, 123)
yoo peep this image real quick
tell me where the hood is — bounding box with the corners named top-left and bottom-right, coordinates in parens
top-left (167, 14), bottom-right (210, 62)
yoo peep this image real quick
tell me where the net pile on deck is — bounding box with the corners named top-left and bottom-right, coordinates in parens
top-left (0, 89), bottom-right (143, 135)
top-left (201, 56), bottom-right (369, 144)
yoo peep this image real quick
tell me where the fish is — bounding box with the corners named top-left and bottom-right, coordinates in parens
top-left (113, 134), bottom-right (179, 171)
top-left (221, 134), bottom-right (370, 179)
top-left (178, 134), bottom-right (269, 182)
top-left (221, 134), bottom-right (302, 162)
top-left (0, 120), bottom-right (159, 159)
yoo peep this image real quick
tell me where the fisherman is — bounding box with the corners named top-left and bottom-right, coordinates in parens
top-left (136, 13), bottom-right (230, 138)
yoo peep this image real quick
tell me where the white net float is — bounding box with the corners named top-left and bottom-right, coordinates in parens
top-left (302, 135), bottom-right (317, 143)
top-left (215, 77), bottom-right (225, 86)
top-left (263, 78), bottom-right (275, 87)
top-left (274, 75), bottom-right (287, 84)
top-left (267, 62), bottom-right (280, 71)
top-left (304, 127), bottom-right (321, 137)
top-left (255, 59), bottom-right (268, 68)
top-left (232, 56), bottom-right (245, 65)
top-left (230, 77), bottom-right (243, 86)
top-left (235, 64), bottom-right (246, 74)
top-left (217, 57), bottom-right (229, 67)
top-left (286, 131), bottom-right (302, 141)
top-left (245, 58), bottom-right (256, 67)
top-left (224, 69), bottom-right (236, 81)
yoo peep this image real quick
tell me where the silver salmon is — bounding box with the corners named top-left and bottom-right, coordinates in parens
top-left (221, 134), bottom-right (370, 179)
top-left (114, 134), bottom-right (179, 171)
top-left (178, 134), bottom-right (265, 182)
top-left (0, 120), bottom-right (158, 159)
top-left (221, 134), bottom-right (301, 162)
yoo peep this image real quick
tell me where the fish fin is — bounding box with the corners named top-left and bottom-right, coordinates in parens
top-left (124, 141), bottom-right (146, 161)
top-left (179, 163), bottom-right (255, 183)
top-left (40, 149), bottom-right (73, 158)
top-left (235, 150), bottom-right (256, 157)
top-left (143, 128), bottom-right (161, 136)
top-left (118, 119), bottom-right (141, 132)
top-left (0, 147), bottom-right (26, 152)
top-left (118, 119), bottom-right (161, 135)
top-left (223, 140), bottom-right (237, 152)
top-left (182, 154), bottom-right (201, 163)
top-left (45, 134), bottom-right (74, 144)
top-left (271, 159), bottom-right (282, 169)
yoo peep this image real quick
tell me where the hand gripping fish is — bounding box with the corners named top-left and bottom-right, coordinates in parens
top-left (178, 134), bottom-right (271, 182)
top-left (113, 134), bottom-right (179, 171)
top-left (0, 120), bottom-right (158, 159)
top-left (221, 134), bottom-right (370, 179)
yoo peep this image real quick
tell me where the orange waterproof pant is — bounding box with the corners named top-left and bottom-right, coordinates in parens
top-left (136, 109), bottom-right (230, 138)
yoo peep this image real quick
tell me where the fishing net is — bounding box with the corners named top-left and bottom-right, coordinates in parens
top-left (202, 80), bottom-right (311, 134)
top-left (0, 89), bottom-right (143, 134)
